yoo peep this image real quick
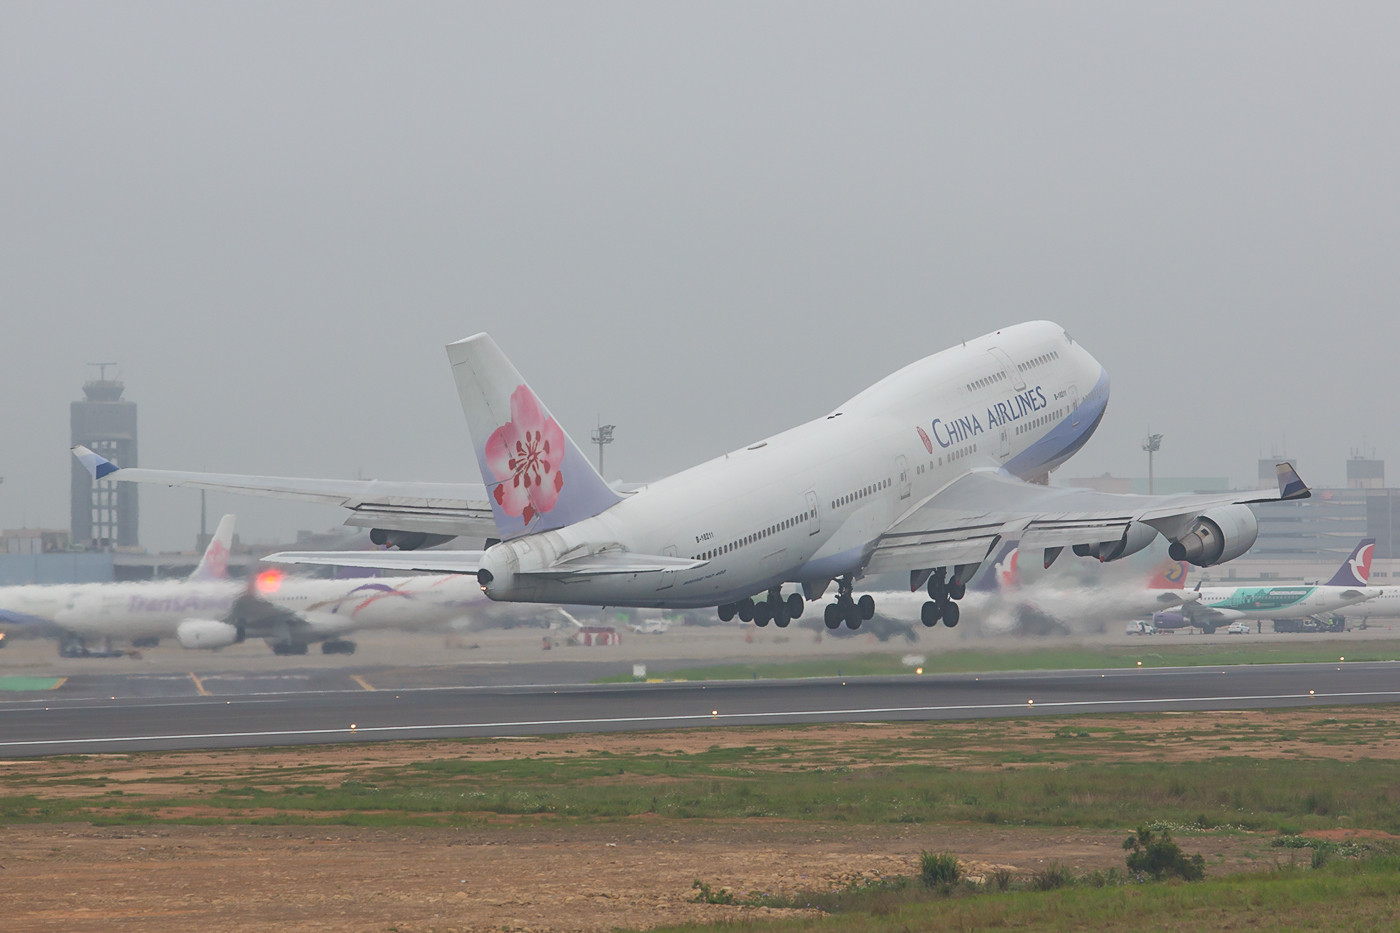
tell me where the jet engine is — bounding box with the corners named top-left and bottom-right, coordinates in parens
top-left (1167, 504), bottom-right (1258, 567)
top-left (1072, 521), bottom-right (1158, 562)
top-left (369, 529), bottom-right (456, 550)
top-left (176, 619), bottom-right (244, 650)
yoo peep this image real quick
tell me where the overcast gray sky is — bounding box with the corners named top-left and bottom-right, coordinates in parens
top-left (3, 2), bottom-right (1398, 552)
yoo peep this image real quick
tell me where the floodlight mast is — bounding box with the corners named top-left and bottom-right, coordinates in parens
top-left (591, 421), bottom-right (615, 479)
top-left (1142, 433), bottom-right (1163, 495)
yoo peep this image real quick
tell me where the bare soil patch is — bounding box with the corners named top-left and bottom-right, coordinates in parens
top-left (3, 707), bottom-right (1398, 932)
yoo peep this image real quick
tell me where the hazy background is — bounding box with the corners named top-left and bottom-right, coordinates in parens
top-left (3, 2), bottom-right (1397, 552)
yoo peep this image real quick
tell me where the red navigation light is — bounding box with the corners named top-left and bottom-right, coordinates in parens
top-left (256, 568), bottom-right (284, 594)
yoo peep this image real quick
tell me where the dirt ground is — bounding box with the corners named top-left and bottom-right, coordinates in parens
top-left (4, 710), bottom-right (1398, 933)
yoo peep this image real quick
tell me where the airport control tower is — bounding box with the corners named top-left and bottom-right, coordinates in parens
top-left (71, 365), bottom-right (138, 549)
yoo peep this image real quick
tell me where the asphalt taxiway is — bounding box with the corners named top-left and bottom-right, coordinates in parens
top-left (2, 659), bottom-right (1397, 757)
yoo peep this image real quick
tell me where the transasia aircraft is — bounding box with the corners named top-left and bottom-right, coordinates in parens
top-left (0, 514), bottom-right (495, 655)
top-left (1150, 539), bottom-right (1376, 634)
top-left (75, 321), bottom-right (1310, 630)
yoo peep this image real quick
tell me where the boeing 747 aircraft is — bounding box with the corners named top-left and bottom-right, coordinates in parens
top-left (76, 321), bottom-right (1309, 630)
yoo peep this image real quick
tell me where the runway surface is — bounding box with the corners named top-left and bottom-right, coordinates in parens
top-left (2, 659), bottom-right (1398, 756)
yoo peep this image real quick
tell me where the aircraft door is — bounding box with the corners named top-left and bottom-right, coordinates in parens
top-left (998, 427), bottom-right (1011, 460)
top-left (987, 347), bottom-right (1025, 391)
top-left (895, 454), bottom-right (910, 499)
top-left (806, 491), bottom-right (821, 535)
top-left (1068, 384), bottom-right (1080, 427)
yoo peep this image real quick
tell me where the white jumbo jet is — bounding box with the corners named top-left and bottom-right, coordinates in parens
top-left (0, 515), bottom-right (496, 655)
top-left (75, 321), bottom-right (1310, 631)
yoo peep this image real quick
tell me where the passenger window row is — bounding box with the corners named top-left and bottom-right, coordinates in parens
top-left (1016, 350), bottom-right (1060, 372)
top-left (694, 508), bottom-right (816, 561)
top-left (829, 477), bottom-right (891, 512)
top-left (965, 371), bottom-right (1007, 392)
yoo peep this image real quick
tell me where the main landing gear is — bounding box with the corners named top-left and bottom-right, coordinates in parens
top-left (718, 589), bottom-right (806, 628)
top-left (920, 567), bottom-right (965, 628)
top-left (823, 576), bottom-right (875, 630)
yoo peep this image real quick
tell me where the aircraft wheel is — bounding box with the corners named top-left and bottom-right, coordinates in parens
top-left (717, 603), bottom-right (736, 622)
top-left (949, 580), bottom-right (967, 600)
top-left (774, 609), bottom-right (790, 628)
top-left (786, 593), bottom-right (804, 619)
top-left (844, 601), bottom-right (862, 628)
top-left (942, 602), bottom-right (960, 628)
top-left (824, 604), bottom-right (841, 629)
top-left (737, 599), bottom-right (754, 623)
top-left (857, 594), bottom-right (875, 620)
top-left (921, 601), bottom-right (942, 627)
top-left (754, 602), bottom-right (772, 626)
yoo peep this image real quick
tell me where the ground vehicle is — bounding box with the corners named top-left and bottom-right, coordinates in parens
top-left (1125, 620), bottom-right (1158, 635)
top-left (1226, 621), bottom-right (1251, 635)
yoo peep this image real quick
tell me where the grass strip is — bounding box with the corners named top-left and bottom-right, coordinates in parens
top-left (3, 710), bottom-right (1399, 832)
top-left (646, 855), bottom-right (1400, 932)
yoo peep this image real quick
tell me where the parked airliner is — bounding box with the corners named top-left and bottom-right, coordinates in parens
top-left (0, 515), bottom-right (497, 654)
top-left (1150, 539), bottom-right (1376, 633)
top-left (77, 321), bottom-right (1309, 630)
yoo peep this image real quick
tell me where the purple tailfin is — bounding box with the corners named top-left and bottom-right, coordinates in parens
top-left (970, 539), bottom-right (1019, 593)
top-left (1325, 539), bottom-right (1374, 587)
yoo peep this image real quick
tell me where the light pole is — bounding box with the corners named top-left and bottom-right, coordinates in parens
top-left (591, 422), bottom-right (615, 478)
top-left (1142, 433), bottom-right (1163, 495)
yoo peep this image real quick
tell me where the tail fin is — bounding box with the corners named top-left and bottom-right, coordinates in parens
top-left (446, 334), bottom-right (622, 539)
top-left (1326, 538), bottom-right (1375, 587)
top-left (971, 539), bottom-right (1019, 593)
top-left (1148, 558), bottom-right (1189, 589)
top-left (188, 514), bottom-right (236, 581)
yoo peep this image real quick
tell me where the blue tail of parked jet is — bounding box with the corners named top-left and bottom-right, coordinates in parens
top-left (1325, 539), bottom-right (1374, 588)
top-left (970, 539), bottom-right (1019, 593)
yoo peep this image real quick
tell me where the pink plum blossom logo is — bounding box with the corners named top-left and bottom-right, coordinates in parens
top-left (204, 540), bottom-right (229, 579)
top-left (485, 385), bottom-right (565, 525)
top-left (916, 426), bottom-right (933, 454)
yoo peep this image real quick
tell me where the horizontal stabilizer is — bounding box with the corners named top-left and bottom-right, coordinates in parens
top-left (264, 550), bottom-right (486, 574)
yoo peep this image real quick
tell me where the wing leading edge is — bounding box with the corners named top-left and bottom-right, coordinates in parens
top-left (72, 446), bottom-right (497, 539)
top-left (865, 462), bottom-right (1309, 577)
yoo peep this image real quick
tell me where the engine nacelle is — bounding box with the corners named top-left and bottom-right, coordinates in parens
top-left (368, 529), bottom-right (457, 550)
top-left (1151, 610), bottom-right (1188, 629)
top-left (1073, 521), bottom-right (1158, 562)
top-left (1167, 504), bottom-right (1258, 568)
top-left (176, 619), bottom-right (243, 650)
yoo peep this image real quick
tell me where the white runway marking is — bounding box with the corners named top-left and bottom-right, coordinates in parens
top-left (3, 689), bottom-right (1399, 750)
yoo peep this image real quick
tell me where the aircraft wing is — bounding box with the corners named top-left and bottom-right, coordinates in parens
top-left (72, 446), bottom-right (496, 538)
top-left (261, 548), bottom-right (706, 578)
top-left (864, 463), bottom-right (1308, 577)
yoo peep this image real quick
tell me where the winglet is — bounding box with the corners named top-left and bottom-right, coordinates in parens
top-left (72, 445), bottom-right (120, 480)
top-left (1276, 461), bottom-right (1309, 500)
